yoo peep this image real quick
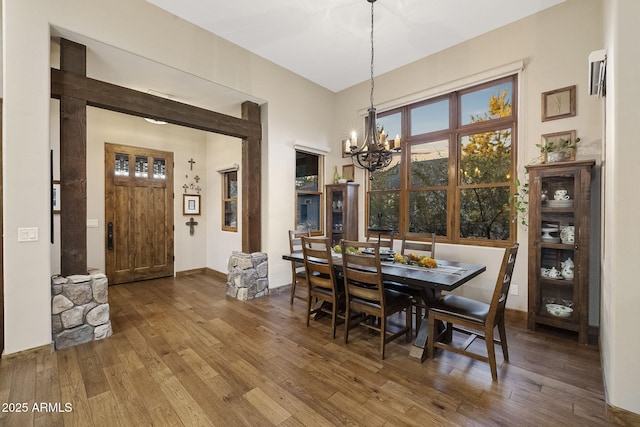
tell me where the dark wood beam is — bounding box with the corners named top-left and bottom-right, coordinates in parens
top-left (51, 68), bottom-right (261, 140)
top-left (241, 101), bottom-right (262, 253)
top-left (59, 39), bottom-right (88, 275)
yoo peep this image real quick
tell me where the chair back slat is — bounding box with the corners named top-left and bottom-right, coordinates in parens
top-left (401, 232), bottom-right (436, 259)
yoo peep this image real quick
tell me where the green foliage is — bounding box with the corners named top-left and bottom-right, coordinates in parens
top-left (510, 177), bottom-right (529, 227)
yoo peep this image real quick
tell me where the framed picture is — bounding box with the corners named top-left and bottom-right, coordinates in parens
top-left (183, 194), bottom-right (201, 215)
top-left (52, 180), bottom-right (61, 214)
top-left (342, 164), bottom-right (355, 182)
top-left (342, 138), bottom-right (352, 158)
top-left (542, 85), bottom-right (576, 121)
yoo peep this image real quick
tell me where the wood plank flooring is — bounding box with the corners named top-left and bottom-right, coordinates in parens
top-left (0, 273), bottom-right (622, 426)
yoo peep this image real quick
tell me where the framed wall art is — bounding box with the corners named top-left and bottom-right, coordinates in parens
top-left (541, 85), bottom-right (576, 121)
top-left (342, 164), bottom-right (355, 182)
top-left (183, 194), bottom-right (201, 215)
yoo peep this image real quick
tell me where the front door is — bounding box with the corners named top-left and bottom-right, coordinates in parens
top-left (105, 143), bottom-right (174, 284)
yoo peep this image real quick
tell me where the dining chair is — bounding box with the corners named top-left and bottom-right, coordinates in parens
top-left (301, 236), bottom-right (344, 339)
top-left (427, 243), bottom-right (519, 381)
top-left (289, 229), bottom-right (311, 305)
top-left (341, 239), bottom-right (412, 359)
top-left (398, 232), bottom-right (437, 330)
top-left (366, 232), bottom-right (394, 249)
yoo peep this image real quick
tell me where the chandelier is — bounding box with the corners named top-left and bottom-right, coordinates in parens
top-left (349, 0), bottom-right (400, 177)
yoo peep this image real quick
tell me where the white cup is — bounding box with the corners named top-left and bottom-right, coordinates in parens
top-left (554, 189), bottom-right (570, 200)
top-left (548, 267), bottom-right (561, 278)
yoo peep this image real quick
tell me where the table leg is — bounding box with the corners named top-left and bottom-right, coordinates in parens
top-left (408, 288), bottom-right (441, 363)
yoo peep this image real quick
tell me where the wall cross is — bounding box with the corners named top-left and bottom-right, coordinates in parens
top-left (186, 217), bottom-right (198, 236)
top-left (188, 158), bottom-right (196, 170)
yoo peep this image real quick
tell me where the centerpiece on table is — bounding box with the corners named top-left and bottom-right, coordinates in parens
top-left (393, 253), bottom-right (438, 268)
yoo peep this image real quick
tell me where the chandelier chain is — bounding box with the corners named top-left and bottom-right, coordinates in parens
top-left (370, 0), bottom-right (375, 109)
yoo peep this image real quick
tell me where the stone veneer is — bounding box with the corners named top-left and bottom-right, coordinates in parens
top-left (51, 269), bottom-right (112, 350)
top-left (226, 251), bottom-right (269, 300)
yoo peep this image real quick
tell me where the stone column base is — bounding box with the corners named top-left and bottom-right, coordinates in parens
top-left (226, 252), bottom-right (269, 301)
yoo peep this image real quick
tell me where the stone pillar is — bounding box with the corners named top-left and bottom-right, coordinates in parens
top-left (226, 251), bottom-right (269, 300)
top-left (51, 269), bottom-right (112, 350)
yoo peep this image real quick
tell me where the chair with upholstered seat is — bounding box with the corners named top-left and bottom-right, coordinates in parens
top-left (289, 229), bottom-right (311, 304)
top-left (427, 243), bottom-right (519, 381)
top-left (301, 236), bottom-right (344, 338)
top-left (366, 232), bottom-right (394, 250)
top-left (385, 233), bottom-right (437, 331)
top-left (341, 239), bottom-right (412, 359)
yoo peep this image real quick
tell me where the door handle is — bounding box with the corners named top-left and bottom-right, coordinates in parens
top-left (107, 222), bottom-right (114, 250)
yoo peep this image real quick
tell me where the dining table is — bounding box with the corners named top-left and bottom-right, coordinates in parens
top-left (282, 251), bottom-right (486, 362)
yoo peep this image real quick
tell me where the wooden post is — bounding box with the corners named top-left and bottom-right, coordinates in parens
top-left (241, 101), bottom-right (262, 253)
top-left (59, 39), bottom-right (88, 275)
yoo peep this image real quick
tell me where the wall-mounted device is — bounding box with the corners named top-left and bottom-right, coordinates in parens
top-left (588, 49), bottom-right (606, 97)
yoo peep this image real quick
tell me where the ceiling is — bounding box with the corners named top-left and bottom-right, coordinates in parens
top-left (145, 0), bottom-right (565, 92)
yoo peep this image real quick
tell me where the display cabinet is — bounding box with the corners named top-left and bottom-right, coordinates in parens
top-left (326, 183), bottom-right (359, 247)
top-left (525, 160), bottom-right (594, 344)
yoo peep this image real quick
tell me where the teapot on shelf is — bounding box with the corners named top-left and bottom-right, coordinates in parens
top-left (561, 257), bottom-right (574, 280)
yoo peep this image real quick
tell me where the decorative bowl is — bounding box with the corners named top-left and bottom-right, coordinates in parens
top-left (546, 303), bottom-right (573, 318)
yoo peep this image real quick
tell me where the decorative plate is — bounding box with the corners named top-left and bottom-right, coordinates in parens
top-left (560, 226), bottom-right (575, 244)
top-left (546, 303), bottom-right (573, 318)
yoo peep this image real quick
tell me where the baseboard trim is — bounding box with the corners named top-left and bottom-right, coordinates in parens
top-left (607, 404), bottom-right (640, 425)
top-left (175, 268), bottom-right (208, 277)
top-left (204, 268), bottom-right (227, 281)
top-left (2, 343), bottom-right (54, 359)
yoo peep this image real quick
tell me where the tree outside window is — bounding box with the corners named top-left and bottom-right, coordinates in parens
top-left (295, 151), bottom-right (323, 234)
top-left (222, 171), bottom-right (238, 231)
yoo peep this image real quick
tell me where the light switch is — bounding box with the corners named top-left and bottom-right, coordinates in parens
top-left (18, 227), bottom-right (39, 242)
top-left (87, 219), bottom-right (99, 228)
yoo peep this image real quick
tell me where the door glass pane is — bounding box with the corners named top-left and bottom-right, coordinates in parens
top-left (297, 194), bottom-right (321, 232)
top-left (115, 153), bottom-right (129, 176)
top-left (135, 156), bottom-right (148, 178)
top-left (410, 140), bottom-right (449, 188)
top-left (410, 99), bottom-right (449, 135)
top-left (460, 128), bottom-right (512, 185)
top-left (461, 81), bottom-right (512, 125)
top-left (409, 190), bottom-right (447, 235)
top-left (153, 158), bottom-right (166, 179)
top-left (459, 187), bottom-right (511, 240)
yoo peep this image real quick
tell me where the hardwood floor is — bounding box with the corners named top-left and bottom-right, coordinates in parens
top-left (0, 273), bottom-right (621, 426)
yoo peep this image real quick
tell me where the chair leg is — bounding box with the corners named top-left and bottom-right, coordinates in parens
top-left (486, 326), bottom-right (498, 381)
top-left (331, 300), bottom-right (337, 340)
top-left (344, 304), bottom-right (351, 344)
top-left (497, 318), bottom-right (509, 361)
top-left (306, 294), bottom-right (313, 327)
top-left (405, 307), bottom-right (412, 342)
top-left (290, 276), bottom-right (297, 305)
top-left (380, 316), bottom-right (386, 360)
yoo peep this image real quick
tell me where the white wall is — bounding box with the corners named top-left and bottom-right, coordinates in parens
top-left (601, 0), bottom-right (640, 416)
top-left (330, 0), bottom-right (604, 314)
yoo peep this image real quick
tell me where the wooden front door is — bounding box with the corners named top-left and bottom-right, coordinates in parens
top-left (105, 143), bottom-right (174, 284)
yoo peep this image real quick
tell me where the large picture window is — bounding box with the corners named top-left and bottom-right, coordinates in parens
top-left (295, 151), bottom-right (323, 234)
top-left (367, 75), bottom-right (517, 246)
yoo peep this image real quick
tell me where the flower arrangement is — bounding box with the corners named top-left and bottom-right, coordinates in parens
top-left (393, 253), bottom-right (438, 268)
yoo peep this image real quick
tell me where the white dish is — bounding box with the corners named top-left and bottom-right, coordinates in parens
top-left (546, 303), bottom-right (573, 318)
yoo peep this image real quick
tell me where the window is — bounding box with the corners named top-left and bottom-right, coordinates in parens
top-left (367, 75), bottom-right (517, 245)
top-left (295, 151), bottom-right (323, 234)
top-left (222, 171), bottom-right (238, 231)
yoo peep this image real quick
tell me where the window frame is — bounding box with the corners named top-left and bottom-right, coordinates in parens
top-left (367, 75), bottom-right (518, 247)
top-left (222, 170), bottom-right (238, 232)
top-left (295, 150), bottom-right (324, 236)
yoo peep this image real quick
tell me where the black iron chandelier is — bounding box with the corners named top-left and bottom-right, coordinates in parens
top-left (349, 0), bottom-right (400, 177)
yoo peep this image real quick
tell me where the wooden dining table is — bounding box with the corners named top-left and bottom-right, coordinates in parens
top-left (282, 251), bottom-right (486, 362)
